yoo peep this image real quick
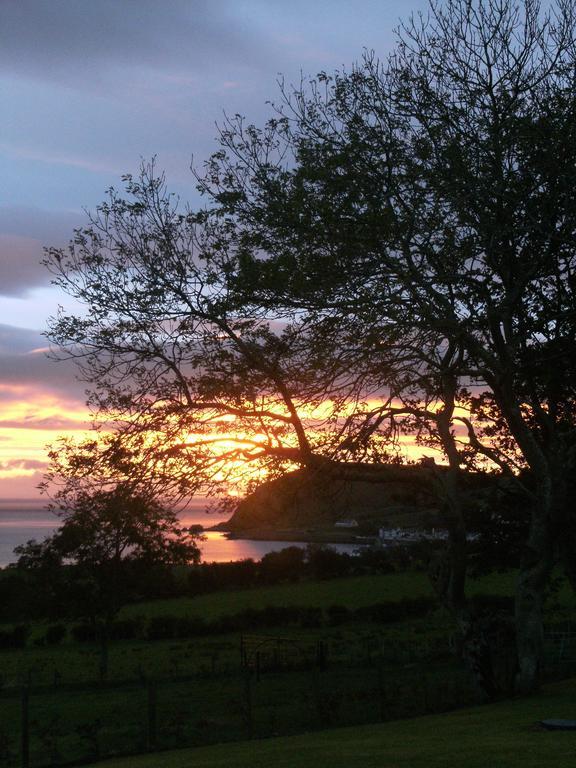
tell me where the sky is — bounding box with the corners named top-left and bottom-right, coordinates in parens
top-left (0, 0), bottom-right (429, 499)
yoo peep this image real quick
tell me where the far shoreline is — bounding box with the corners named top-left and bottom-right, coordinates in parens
top-left (206, 522), bottom-right (377, 546)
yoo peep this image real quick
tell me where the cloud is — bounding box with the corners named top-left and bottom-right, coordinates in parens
top-left (0, 459), bottom-right (47, 472)
top-left (0, 235), bottom-right (50, 297)
top-left (0, 206), bottom-right (84, 297)
top-left (0, 416), bottom-right (88, 431)
top-left (0, 1), bottom-right (272, 92)
top-left (0, 324), bottom-right (86, 402)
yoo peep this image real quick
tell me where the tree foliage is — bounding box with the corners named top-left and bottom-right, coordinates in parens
top-left (191, 0), bottom-right (576, 693)
top-left (44, 0), bottom-right (576, 694)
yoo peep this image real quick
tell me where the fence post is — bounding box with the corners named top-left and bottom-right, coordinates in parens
top-left (422, 671), bottom-right (430, 712)
top-left (243, 667), bottom-right (253, 739)
top-left (21, 686), bottom-right (29, 768)
top-left (147, 681), bottom-right (157, 752)
top-left (377, 664), bottom-right (386, 721)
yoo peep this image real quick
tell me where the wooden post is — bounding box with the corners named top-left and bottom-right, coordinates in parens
top-left (377, 664), bottom-right (386, 721)
top-left (147, 681), bottom-right (157, 751)
top-left (21, 686), bottom-right (29, 768)
top-left (243, 667), bottom-right (253, 739)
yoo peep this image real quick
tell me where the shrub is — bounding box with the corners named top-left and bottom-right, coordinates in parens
top-left (327, 604), bottom-right (351, 626)
top-left (109, 619), bottom-right (142, 641)
top-left (0, 625), bottom-right (29, 649)
top-left (354, 597), bottom-right (435, 624)
top-left (147, 615), bottom-right (178, 641)
top-left (306, 547), bottom-right (353, 580)
top-left (298, 607), bottom-right (323, 628)
top-left (176, 616), bottom-right (208, 638)
top-left (71, 624), bottom-right (99, 643)
top-left (44, 624), bottom-right (67, 645)
top-left (259, 547), bottom-right (306, 583)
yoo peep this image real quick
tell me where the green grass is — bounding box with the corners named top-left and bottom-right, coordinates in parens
top-left (2, 569), bottom-right (572, 690)
top-left (1, 570), bottom-right (574, 766)
top-left (121, 568), bottom-right (551, 623)
top-left (88, 677), bottom-right (576, 768)
top-left (120, 572), bottom-right (434, 621)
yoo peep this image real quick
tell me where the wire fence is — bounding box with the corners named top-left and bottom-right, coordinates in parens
top-left (1, 628), bottom-right (574, 768)
top-left (1, 641), bottom-right (477, 768)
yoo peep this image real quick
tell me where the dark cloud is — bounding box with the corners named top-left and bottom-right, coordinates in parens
top-left (0, 206), bottom-right (84, 243)
top-left (0, 324), bottom-right (86, 403)
top-left (0, 207), bottom-right (83, 297)
top-left (0, 324), bottom-right (46, 355)
top-left (0, 1), bottom-right (271, 91)
top-left (0, 234), bottom-right (48, 297)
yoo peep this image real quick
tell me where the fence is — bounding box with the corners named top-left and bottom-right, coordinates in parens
top-left (1, 643), bottom-right (477, 768)
top-left (1, 627), bottom-right (573, 768)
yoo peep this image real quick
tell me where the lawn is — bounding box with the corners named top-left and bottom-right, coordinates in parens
top-left (88, 677), bottom-right (576, 768)
top-left (0, 569), bottom-right (574, 766)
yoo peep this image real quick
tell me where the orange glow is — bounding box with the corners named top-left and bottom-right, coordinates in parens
top-left (1, 383), bottom-right (469, 500)
top-left (0, 385), bottom-right (91, 496)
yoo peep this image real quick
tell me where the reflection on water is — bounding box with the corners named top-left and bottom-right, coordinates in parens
top-left (197, 531), bottom-right (357, 563)
top-left (0, 501), bottom-right (363, 567)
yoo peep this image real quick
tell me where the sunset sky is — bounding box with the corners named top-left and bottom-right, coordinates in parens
top-left (0, 0), bottom-right (429, 499)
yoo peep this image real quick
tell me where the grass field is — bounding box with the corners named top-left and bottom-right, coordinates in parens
top-left (120, 568), bottom-right (574, 622)
top-left (2, 569), bottom-right (573, 690)
top-left (85, 677), bottom-right (576, 768)
top-left (120, 572), bottom-right (435, 620)
top-left (0, 569), bottom-right (573, 767)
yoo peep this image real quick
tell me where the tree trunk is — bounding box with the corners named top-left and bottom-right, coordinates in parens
top-left (514, 482), bottom-right (554, 694)
top-left (558, 439), bottom-right (576, 595)
top-left (426, 456), bottom-right (503, 700)
top-left (99, 620), bottom-right (110, 682)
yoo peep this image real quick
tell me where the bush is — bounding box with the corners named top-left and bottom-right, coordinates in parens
top-left (176, 616), bottom-right (208, 638)
top-left (259, 547), bottom-right (306, 583)
top-left (298, 607), bottom-right (323, 628)
top-left (354, 549), bottom-right (395, 574)
top-left (469, 593), bottom-right (514, 615)
top-left (147, 615), bottom-right (178, 641)
top-left (306, 547), bottom-right (354, 580)
top-left (44, 624), bottom-right (67, 645)
top-left (354, 597), bottom-right (435, 624)
top-left (0, 625), bottom-right (29, 649)
top-left (327, 605), bottom-right (351, 626)
top-left (71, 624), bottom-right (99, 643)
top-left (109, 619), bottom-right (142, 641)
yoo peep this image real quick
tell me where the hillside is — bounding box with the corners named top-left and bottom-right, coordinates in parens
top-left (227, 464), bottom-right (494, 534)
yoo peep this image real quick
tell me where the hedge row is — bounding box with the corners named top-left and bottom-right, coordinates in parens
top-left (68, 596), bottom-right (437, 644)
top-left (0, 625), bottom-right (29, 649)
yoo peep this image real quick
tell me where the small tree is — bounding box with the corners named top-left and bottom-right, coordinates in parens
top-left (16, 476), bottom-right (200, 678)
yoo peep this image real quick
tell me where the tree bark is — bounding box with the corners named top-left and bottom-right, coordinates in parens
top-left (514, 480), bottom-right (554, 694)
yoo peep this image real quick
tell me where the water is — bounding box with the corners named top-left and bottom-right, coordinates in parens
top-left (0, 499), bottom-right (361, 567)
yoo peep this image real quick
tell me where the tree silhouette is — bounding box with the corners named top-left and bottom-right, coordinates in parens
top-left (44, 0), bottom-right (576, 693)
top-left (192, 0), bottom-right (576, 693)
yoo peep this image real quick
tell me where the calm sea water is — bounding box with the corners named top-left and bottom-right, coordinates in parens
top-left (0, 499), bottom-right (359, 568)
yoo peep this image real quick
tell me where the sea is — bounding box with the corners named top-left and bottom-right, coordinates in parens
top-left (0, 498), bottom-right (361, 568)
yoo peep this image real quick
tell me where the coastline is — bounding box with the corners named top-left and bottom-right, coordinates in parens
top-left (208, 523), bottom-right (377, 546)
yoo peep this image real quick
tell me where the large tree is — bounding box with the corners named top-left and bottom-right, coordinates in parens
top-left (46, 0), bottom-right (576, 694)
top-left (191, 0), bottom-right (576, 693)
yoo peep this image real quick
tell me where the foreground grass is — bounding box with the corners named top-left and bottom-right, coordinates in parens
top-left (92, 678), bottom-right (576, 768)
